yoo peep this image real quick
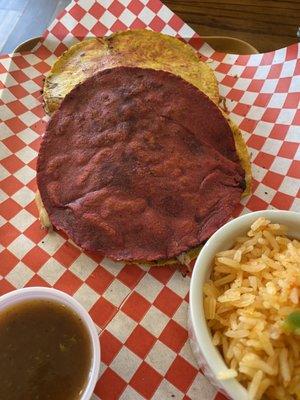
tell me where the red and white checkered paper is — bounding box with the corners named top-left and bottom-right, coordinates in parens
top-left (0, 0), bottom-right (299, 399)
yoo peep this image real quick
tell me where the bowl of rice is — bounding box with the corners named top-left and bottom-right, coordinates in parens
top-left (189, 210), bottom-right (300, 400)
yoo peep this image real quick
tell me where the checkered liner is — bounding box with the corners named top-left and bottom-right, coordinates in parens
top-left (0, 0), bottom-right (299, 399)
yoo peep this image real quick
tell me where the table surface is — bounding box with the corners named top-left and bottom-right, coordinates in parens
top-left (0, 0), bottom-right (299, 54)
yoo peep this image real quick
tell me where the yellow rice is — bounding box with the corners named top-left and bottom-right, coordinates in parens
top-left (204, 217), bottom-right (300, 400)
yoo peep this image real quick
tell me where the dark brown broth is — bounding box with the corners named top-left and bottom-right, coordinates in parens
top-left (0, 299), bottom-right (91, 400)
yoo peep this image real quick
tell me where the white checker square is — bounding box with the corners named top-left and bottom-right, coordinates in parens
top-left (227, 64), bottom-right (245, 77)
top-left (138, 7), bottom-right (156, 25)
top-left (245, 53), bottom-right (263, 66)
top-left (233, 78), bottom-right (252, 91)
top-left (6, 262), bottom-right (34, 288)
top-left (286, 126), bottom-right (300, 143)
top-left (246, 106), bottom-right (265, 120)
top-left (280, 59), bottom-right (297, 78)
top-left (120, 386), bottom-right (144, 400)
top-left (289, 76), bottom-right (300, 93)
top-left (79, 13), bottom-right (97, 30)
top-left (1, 105), bottom-right (15, 121)
top-left (0, 123), bottom-right (14, 140)
top-left (0, 165), bottom-right (10, 180)
top-left (254, 121), bottom-right (274, 138)
top-left (76, 0), bottom-right (95, 10)
top-left (16, 146), bottom-right (37, 164)
top-left (187, 373), bottom-right (217, 400)
top-left (268, 93), bottom-right (287, 108)
top-left (70, 253), bottom-right (97, 280)
top-left (253, 65), bottom-right (271, 80)
top-left (22, 66), bottom-right (41, 79)
top-left (261, 138), bottom-right (282, 155)
top-left (119, 8), bottom-right (136, 26)
top-left (229, 113), bottom-right (243, 127)
top-left (160, 25), bottom-right (177, 36)
top-left (11, 186), bottom-right (35, 207)
top-left (106, 311), bottom-right (137, 343)
top-left (23, 54), bottom-right (41, 65)
top-left (0, 142), bottom-right (12, 160)
top-left (17, 128), bottom-right (39, 145)
top-left (179, 341), bottom-right (197, 368)
top-left (135, 274), bottom-right (163, 303)
top-left (261, 78), bottom-right (278, 93)
top-left (140, 306), bottom-right (169, 337)
top-left (0, 189), bottom-right (8, 203)
top-left (14, 165), bottom-right (35, 184)
top-left (276, 108), bottom-right (296, 125)
top-left (38, 258), bottom-right (65, 285)
top-left (1, 88), bottom-right (17, 103)
top-left (73, 283), bottom-right (99, 311)
top-left (10, 209), bottom-right (35, 232)
top-left (167, 270), bottom-right (190, 298)
top-left (146, 340), bottom-right (176, 375)
top-left (59, 13), bottom-right (78, 31)
top-left (279, 176), bottom-right (300, 197)
top-left (110, 347), bottom-right (142, 382)
top-left (173, 300), bottom-right (189, 329)
top-left (20, 80), bottom-right (41, 94)
top-left (38, 231), bottom-right (65, 255)
top-left (291, 198), bottom-right (300, 212)
top-left (178, 24), bottom-right (195, 39)
top-left (4, 74), bottom-right (18, 87)
top-left (8, 234), bottom-right (35, 259)
top-left (239, 91), bottom-right (259, 105)
top-left (20, 94), bottom-right (39, 110)
top-left (100, 257), bottom-right (125, 276)
top-left (18, 111), bottom-right (40, 126)
top-left (0, 216), bottom-right (6, 228)
top-left (153, 379), bottom-right (183, 400)
top-left (157, 4), bottom-right (174, 22)
top-left (271, 156), bottom-right (292, 175)
top-left (100, 10), bottom-right (117, 28)
top-left (103, 279), bottom-right (131, 307)
top-left (254, 183), bottom-right (276, 203)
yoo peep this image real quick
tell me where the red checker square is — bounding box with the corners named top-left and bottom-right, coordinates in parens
top-left (254, 93), bottom-right (272, 107)
top-left (278, 142), bottom-right (299, 159)
top-left (215, 392), bottom-right (228, 400)
top-left (12, 56), bottom-right (30, 69)
top-left (246, 135), bottom-right (266, 151)
top-left (149, 265), bottom-right (174, 285)
top-left (0, 279), bottom-right (15, 295)
top-left (241, 66), bottom-right (257, 79)
top-left (100, 330), bottom-right (122, 365)
top-left (168, 14), bottom-right (184, 31)
top-left (267, 64), bottom-right (283, 79)
top-left (7, 100), bottom-right (27, 115)
top-left (90, 22), bottom-right (108, 37)
top-left (234, 55), bottom-right (248, 66)
top-left (117, 263), bottom-right (145, 289)
top-left (128, 0), bottom-right (144, 14)
top-left (51, 21), bottom-right (70, 40)
top-left (287, 161), bottom-right (300, 179)
top-left (153, 287), bottom-right (182, 318)
top-left (246, 195), bottom-right (269, 211)
top-left (284, 93), bottom-right (300, 108)
top-left (89, 3), bottom-right (105, 18)
top-left (27, 179), bottom-right (37, 192)
top-left (0, 249), bottom-right (19, 276)
top-left (10, 70), bottom-right (29, 84)
top-left (147, 0), bottom-right (164, 13)
top-left (210, 52), bottom-right (226, 62)
top-left (286, 44), bottom-right (298, 61)
top-left (247, 79), bottom-right (264, 93)
top-left (71, 23), bottom-right (89, 38)
top-left (261, 52), bottom-right (275, 65)
top-left (69, 3), bottom-right (86, 20)
top-left (26, 274), bottom-right (50, 288)
top-left (295, 59), bottom-right (300, 75)
top-left (0, 223), bottom-right (19, 247)
top-left (263, 171), bottom-right (285, 190)
top-left (111, 20), bottom-right (127, 31)
top-left (53, 242), bottom-right (81, 267)
top-left (89, 297), bottom-right (117, 329)
top-left (24, 220), bottom-right (48, 244)
top-left (22, 246), bottom-right (49, 272)
top-left (86, 267), bottom-right (114, 295)
top-left (292, 111), bottom-right (300, 125)
top-left (130, 361), bottom-right (162, 398)
top-left (220, 75), bottom-right (238, 88)
top-left (5, 117), bottom-right (27, 133)
top-left (269, 124), bottom-right (289, 140)
top-left (261, 105), bottom-right (282, 126)
top-left (125, 325), bottom-right (156, 359)
top-left (84, 249), bottom-right (104, 263)
top-left (276, 77), bottom-right (292, 93)
top-left (149, 15), bottom-right (166, 31)
top-left (54, 271), bottom-right (82, 295)
top-left (31, 120), bottom-right (46, 135)
top-left (95, 368), bottom-right (126, 400)
top-left (159, 320), bottom-right (188, 353)
top-left (108, 1), bottom-right (125, 17)
top-left (121, 291), bottom-right (151, 322)
top-left (227, 88), bottom-right (244, 102)
top-left (1, 175), bottom-right (23, 196)
top-left (25, 200), bottom-right (39, 219)
top-left (165, 355), bottom-right (197, 393)
top-left (34, 61), bottom-right (50, 74)
top-left (9, 85), bottom-right (28, 99)
top-left (1, 154), bottom-right (24, 174)
top-left (271, 192), bottom-right (294, 210)
top-left (29, 136), bottom-right (42, 152)
top-left (215, 63), bottom-right (232, 74)
top-left (253, 152), bottom-right (275, 170)
top-left (0, 198), bottom-right (22, 220)
top-left (231, 103), bottom-right (250, 117)
top-left (34, 45), bottom-right (52, 60)
top-left (239, 118), bottom-right (258, 133)
top-left (3, 135), bottom-right (25, 153)
top-left (130, 18), bottom-right (147, 29)
top-left (31, 105), bottom-right (45, 119)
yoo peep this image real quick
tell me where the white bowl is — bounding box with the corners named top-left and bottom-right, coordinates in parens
top-left (189, 210), bottom-right (300, 400)
top-left (0, 287), bottom-right (100, 400)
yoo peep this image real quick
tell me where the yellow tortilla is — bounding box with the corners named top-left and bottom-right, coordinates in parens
top-left (43, 30), bottom-right (219, 114)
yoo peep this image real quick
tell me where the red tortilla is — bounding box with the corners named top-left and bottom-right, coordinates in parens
top-left (37, 67), bottom-right (245, 261)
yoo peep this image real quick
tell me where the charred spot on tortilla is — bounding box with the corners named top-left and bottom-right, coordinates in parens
top-left (37, 67), bottom-right (245, 262)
